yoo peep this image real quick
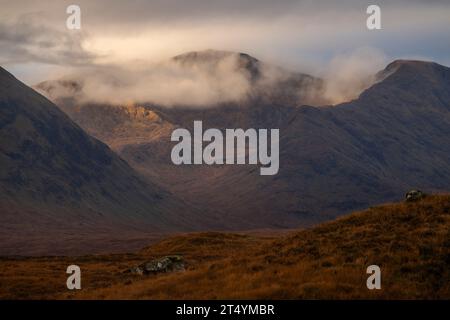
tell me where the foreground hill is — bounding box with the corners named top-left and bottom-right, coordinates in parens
top-left (1, 194), bottom-right (448, 299)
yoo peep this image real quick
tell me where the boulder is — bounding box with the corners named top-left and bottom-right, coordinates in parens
top-left (129, 255), bottom-right (185, 275)
top-left (405, 190), bottom-right (426, 202)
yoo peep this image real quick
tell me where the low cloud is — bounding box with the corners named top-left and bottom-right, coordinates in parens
top-left (321, 47), bottom-right (387, 104)
top-left (36, 48), bottom-right (390, 108)
top-left (3, 0), bottom-right (449, 102)
top-left (0, 15), bottom-right (96, 66)
top-left (37, 52), bottom-right (254, 107)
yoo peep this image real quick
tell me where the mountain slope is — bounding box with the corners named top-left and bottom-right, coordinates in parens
top-left (268, 60), bottom-right (450, 218)
top-left (0, 66), bottom-right (211, 255)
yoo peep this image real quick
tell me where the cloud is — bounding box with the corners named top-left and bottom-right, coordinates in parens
top-left (37, 52), bottom-right (255, 107)
top-left (2, 0), bottom-right (449, 105)
top-left (2, 0), bottom-right (449, 71)
top-left (0, 14), bottom-right (97, 66)
top-left (37, 47), bottom-right (388, 108)
top-left (321, 47), bottom-right (388, 104)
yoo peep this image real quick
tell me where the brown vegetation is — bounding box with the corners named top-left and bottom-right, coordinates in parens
top-left (0, 195), bottom-right (449, 299)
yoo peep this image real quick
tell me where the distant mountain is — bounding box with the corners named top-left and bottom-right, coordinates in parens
top-left (174, 50), bottom-right (326, 106)
top-left (272, 59), bottom-right (450, 222)
top-left (35, 50), bottom-right (324, 150)
top-left (172, 50), bottom-right (261, 78)
top-left (34, 52), bottom-right (450, 230)
top-left (0, 66), bottom-right (221, 255)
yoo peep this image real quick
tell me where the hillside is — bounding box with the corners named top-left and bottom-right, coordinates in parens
top-left (0, 194), bottom-right (448, 299)
top-left (0, 67), bottom-right (211, 256)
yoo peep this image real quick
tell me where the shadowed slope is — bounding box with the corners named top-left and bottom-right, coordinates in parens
top-left (0, 67), bottom-right (214, 255)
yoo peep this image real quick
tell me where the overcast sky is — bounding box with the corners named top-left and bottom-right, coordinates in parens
top-left (1, 0), bottom-right (449, 84)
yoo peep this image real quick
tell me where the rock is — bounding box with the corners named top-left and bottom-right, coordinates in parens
top-left (129, 255), bottom-right (185, 275)
top-left (405, 190), bottom-right (426, 202)
top-left (129, 266), bottom-right (144, 275)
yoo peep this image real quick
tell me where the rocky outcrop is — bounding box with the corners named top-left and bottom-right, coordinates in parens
top-left (405, 190), bottom-right (426, 202)
top-left (129, 256), bottom-right (185, 275)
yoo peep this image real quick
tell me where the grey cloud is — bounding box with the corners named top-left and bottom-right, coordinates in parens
top-left (1, 0), bottom-right (448, 28)
top-left (37, 53), bottom-right (254, 107)
top-left (0, 0), bottom-right (449, 87)
top-left (0, 15), bottom-right (97, 66)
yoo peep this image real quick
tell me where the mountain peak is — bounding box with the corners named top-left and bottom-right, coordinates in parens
top-left (357, 59), bottom-right (450, 109)
top-left (373, 59), bottom-right (450, 87)
top-left (172, 49), bottom-right (259, 64)
top-left (386, 59), bottom-right (434, 68)
top-left (382, 59), bottom-right (445, 76)
top-left (172, 49), bottom-right (261, 79)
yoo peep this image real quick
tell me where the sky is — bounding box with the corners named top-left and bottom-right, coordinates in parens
top-left (1, 0), bottom-right (449, 86)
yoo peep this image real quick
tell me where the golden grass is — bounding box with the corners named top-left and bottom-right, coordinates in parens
top-left (0, 195), bottom-right (449, 299)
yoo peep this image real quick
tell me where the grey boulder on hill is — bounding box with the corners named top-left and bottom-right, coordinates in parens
top-left (128, 255), bottom-right (185, 275)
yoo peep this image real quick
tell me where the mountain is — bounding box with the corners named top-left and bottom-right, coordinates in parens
top-left (34, 53), bottom-right (450, 230)
top-left (2, 194), bottom-right (449, 299)
top-left (0, 66), bottom-right (218, 255)
top-left (274, 60), bottom-right (450, 221)
top-left (172, 50), bottom-right (261, 79)
top-left (35, 50), bottom-right (324, 133)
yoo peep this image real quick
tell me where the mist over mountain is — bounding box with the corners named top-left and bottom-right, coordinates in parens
top-left (35, 50), bottom-right (328, 109)
top-left (34, 52), bottom-right (450, 230)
